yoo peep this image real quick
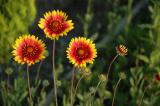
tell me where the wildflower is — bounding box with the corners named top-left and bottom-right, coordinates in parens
top-left (12, 35), bottom-right (46, 65)
top-left (67, 37), bottom-right (97, 67)
top-left (99, 74), bottom-right (107, 82)
top-left (116, 44), bottom-right (128, 56)
top-left (38, 10), bottom-right (74, 40)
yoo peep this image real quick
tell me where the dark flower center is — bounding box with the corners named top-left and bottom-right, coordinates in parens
top-left (78, 49), bottom-right (85, 56)
top-left (27, 46), bottom-right (33, 53)
top-left (49, 20), bottom-right (63, 33)
top-left (23, 46), bottom-right (37, 57)
top-left (75, 47), bottom-right (88, 60)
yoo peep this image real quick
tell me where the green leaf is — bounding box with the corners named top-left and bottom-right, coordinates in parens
top-left (137, 54), bottom-right (149, 63)
top-left (130, 78), bottom-right (135, 86)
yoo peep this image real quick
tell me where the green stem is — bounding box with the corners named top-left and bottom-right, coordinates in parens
top-left (7, 74), bottom-right (9, 106)
top-left (7, 74), bottom-right (9, 91)
top-left (91, 81), bottom-right (102, 106)
top-left (35, 60), bottom-right (43, 84)
top-left (106, 54), bottom-right (119, 82)
top-left (74, 75), bottom-right (84, 102)
top-left (112, 78), bottom-right (121, 106)
top-left (70, 67), bottom-right (76, 106)
top-left (138, 85), bottom-right (148, 106)
top-left (52, 40), bottom-right (58, 106)
top-left (27, 65), bottom-right (33, 105)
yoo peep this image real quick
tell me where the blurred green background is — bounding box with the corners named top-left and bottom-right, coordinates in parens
top-left (0, 0), bottom-right (160, 106)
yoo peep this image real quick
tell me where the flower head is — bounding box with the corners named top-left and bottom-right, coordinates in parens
top-left (99, 74), bottom-right (107, 82)
top-left (38, 10), bottom-right (74, 40)
top-left (116, 44), bottom-right (128, 56)
top-left (12, 35), bottom-right (46, 65)
top-left (67, 37), bottom-right (97, 67)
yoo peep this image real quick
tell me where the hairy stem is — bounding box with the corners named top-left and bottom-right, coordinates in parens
top-left (52, 40), bottom-right (58, 106)
top-left (106, 54), bottom-right (119, 81)
top-left (35, 60), bottom-right (43, 84)
top-left (74, 75), bottom-right (84, 102)
top-left (112, 78), bottom-right (121, 106)
top-left (27, 65), bottom-right (33, 105)
top-left (91, 81), bottom-right (102, 106)
top-left (7, 74), bottom-right (9, 91)
top-left (138, 85), bottom-right (148, 106)
top-left (70, 67), bottom-right (76, 106)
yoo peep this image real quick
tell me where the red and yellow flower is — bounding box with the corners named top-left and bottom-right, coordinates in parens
top-left (12, 35), bottom-right (46, 65)
top-left (38, 10), bottom-right (74, 40)
top-left (67, 37), bottom-right (97, 67)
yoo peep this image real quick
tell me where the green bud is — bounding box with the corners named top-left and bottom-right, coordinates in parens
top-left (42, 80), bottom-right (49, 87)
top-left (5, 68), bottom-right (13, 75)
top-left (56, 80), bottom-right (62, 87)
top-left (119, 72), bottom-right (126, 80)
top-left (82, 67), bottom-right (92, 77)
top-left (89, 87), bottom-right (96, 94)
top-left (99, 74), bottom-right (107, 82)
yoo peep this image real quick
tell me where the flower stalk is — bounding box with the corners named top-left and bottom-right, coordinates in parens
top-left (91, 81), bottom-right (102, 106)
top-left (74, 75), bottom-right (84, 102)
top-left (106, 54), bottom-right (119, 81)
top-left (112, 78), bottom-right (121, 106)
top-left (52, 40), bottom-right (58, 106)
top-left (138, 85), bottom-right (149, 106)
top-left (26, 65), bottom-right (33, 104)
top-left (70, 67), bottom-right (76, 106)
top-left (35, 60), bottom-right (43, 84)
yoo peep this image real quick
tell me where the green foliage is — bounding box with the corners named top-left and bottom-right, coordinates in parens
top-left (129, 1), bottom-right (160, 106)
top-left (0, 0), bottom-right (36, 64)
top-left (0, 71), bottom-right (28, 106)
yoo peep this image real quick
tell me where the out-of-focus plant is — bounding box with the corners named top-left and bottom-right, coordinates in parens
top-left (0, 0), bottom-right (36, 64)
top-left (0, 70), bottom-right (28, 106)
top-left (112, 72), bottom-right (126, 106)
top-left (129, 1), bottom-right (160, 106)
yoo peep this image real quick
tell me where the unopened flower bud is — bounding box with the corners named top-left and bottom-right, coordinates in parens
top-left (56, 80), bottom-right (62, 87)
top-left (5, 68), bottom-right (13, 75)
top-left (99, 74), bottom-right (107, 82)
top-left (82, 67), bottom-right (92, 77)
top-left (42, 80), bottom-right (49, 87)
top-left (89, 87), bottom-right (96, 94)
top-left (119, 72), bottom-right (126, 80)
